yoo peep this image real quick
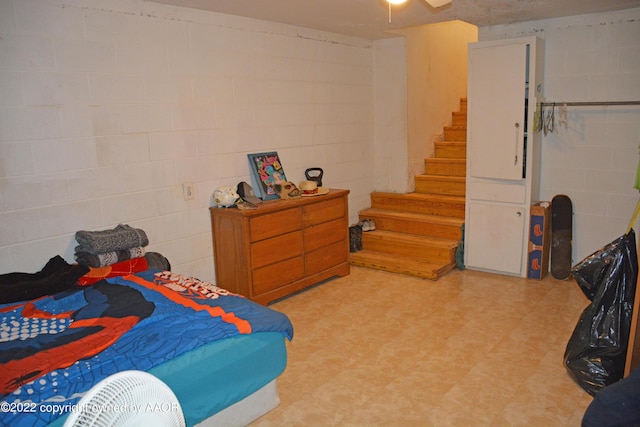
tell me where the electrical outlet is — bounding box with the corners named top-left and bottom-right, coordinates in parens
top-left (182, 182), bottom-right (195, 200)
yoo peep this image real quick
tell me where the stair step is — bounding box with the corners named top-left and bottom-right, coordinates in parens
top-left (362, 230), bottom-right (457, 264)
top-left (425, 158), bottom-right (466, 176)
top-left (444, 125), bottom-right (467, 142)
top-left (452, 111), bottom-right (467, 126)
top-left (414, 175), bottom-right (466, 197)
top-left (353, 97), bottom-right (467, 281)
top-left (371, 192), bottom-right (465, 219)
top-left (359, 208), bottom-right (463, 240)
top-left (349, 250), bottom-right (456, 281)
top-left (434, 141), bottom-right (466, 158)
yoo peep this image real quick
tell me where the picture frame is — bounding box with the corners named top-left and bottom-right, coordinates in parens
top-left (247, 152), bottom-right (288, 200)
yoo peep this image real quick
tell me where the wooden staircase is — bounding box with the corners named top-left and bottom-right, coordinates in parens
top-left (349, 98), bottom-right (467, 280)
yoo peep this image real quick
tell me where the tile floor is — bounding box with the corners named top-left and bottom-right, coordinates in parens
top-left (252, 266), bottom-right (594, 426)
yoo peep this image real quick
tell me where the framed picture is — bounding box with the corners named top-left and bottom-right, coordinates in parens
top-left (247, 152), bottom-right (288, 200)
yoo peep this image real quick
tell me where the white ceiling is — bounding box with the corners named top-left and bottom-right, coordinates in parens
top-left (145, 0), bottom-right (640, 40)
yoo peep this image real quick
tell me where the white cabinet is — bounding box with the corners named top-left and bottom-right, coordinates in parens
top-left (466, 202), bottom-right (526, 275)
top-left (464, 37), bottom-right (544, 277)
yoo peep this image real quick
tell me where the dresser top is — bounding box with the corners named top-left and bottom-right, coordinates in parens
top-left (209, 188), bottom-right (349, 218)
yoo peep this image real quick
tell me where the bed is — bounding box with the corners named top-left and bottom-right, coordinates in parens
top-left (0, 265), bottom-right (294, 427)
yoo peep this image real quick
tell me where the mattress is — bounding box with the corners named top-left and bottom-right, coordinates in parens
top-left (0, 269), bottom-right (292, 427)
top-left (47, 331), bottom-right (287, 426)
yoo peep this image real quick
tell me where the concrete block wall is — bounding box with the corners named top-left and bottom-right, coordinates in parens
top-left (2, 0), bottom-right (637, 280)
top-left (373, 38), bottom-right (408, 193)
top-left (480, 8), bottom-right (640, 263)
top-left (0, 0), bottom-right (377, 278)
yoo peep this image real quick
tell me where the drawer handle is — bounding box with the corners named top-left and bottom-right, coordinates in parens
top-left (514, 122), bottom-right (520, 165)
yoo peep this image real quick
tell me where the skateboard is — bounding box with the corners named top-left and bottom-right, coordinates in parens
top-left (551, 194), bottom-right (573, 280)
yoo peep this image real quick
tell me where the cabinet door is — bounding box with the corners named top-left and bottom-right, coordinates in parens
top-left (465, 202), bottom-right (525, 275)
top-left (468, 42), bottom-right (527, 181)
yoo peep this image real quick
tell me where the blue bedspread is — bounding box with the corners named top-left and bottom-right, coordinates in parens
top-left (0, 270), bottom-right (293, 427)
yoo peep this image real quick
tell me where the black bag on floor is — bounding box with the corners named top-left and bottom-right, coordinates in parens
top-left (563, 230), bottom-right (638, 396)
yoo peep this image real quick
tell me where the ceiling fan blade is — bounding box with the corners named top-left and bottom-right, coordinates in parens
top-left (425, 0), bottom-right (452, 7)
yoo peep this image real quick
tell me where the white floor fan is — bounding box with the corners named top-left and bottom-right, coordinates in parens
top-left (63, 371), bottom-right (186, 427)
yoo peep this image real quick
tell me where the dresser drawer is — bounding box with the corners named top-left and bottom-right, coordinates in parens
top-left (250, 208), bottom-right (302, 242)
top-left (304, 218), bottom-right (347, 252)
top-left (251, 231), bottom-right (303, 269)
top-left (253, 257), bottom-right (305, 295)
top-left (303, 197), bottom-right (345, 227)
top-left (305, 239), bottom-right (348, 276)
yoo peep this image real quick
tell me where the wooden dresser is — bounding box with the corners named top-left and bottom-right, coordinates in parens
top-left (209, 189), bottom-right (350, 305)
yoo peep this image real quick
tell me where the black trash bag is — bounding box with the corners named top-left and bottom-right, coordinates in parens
top-left (563, 229), bottom-right (638, 396)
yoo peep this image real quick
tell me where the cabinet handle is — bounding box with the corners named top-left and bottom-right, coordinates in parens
top-left (514, 122), bottom-right (520, 165)
top-left (516, 211), bottom-right (522, 217)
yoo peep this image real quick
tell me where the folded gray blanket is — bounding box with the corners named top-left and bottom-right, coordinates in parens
top-left (75, 246), bottom-right (146, 268)
top-left (75, 224), bottom-right (148, 254)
